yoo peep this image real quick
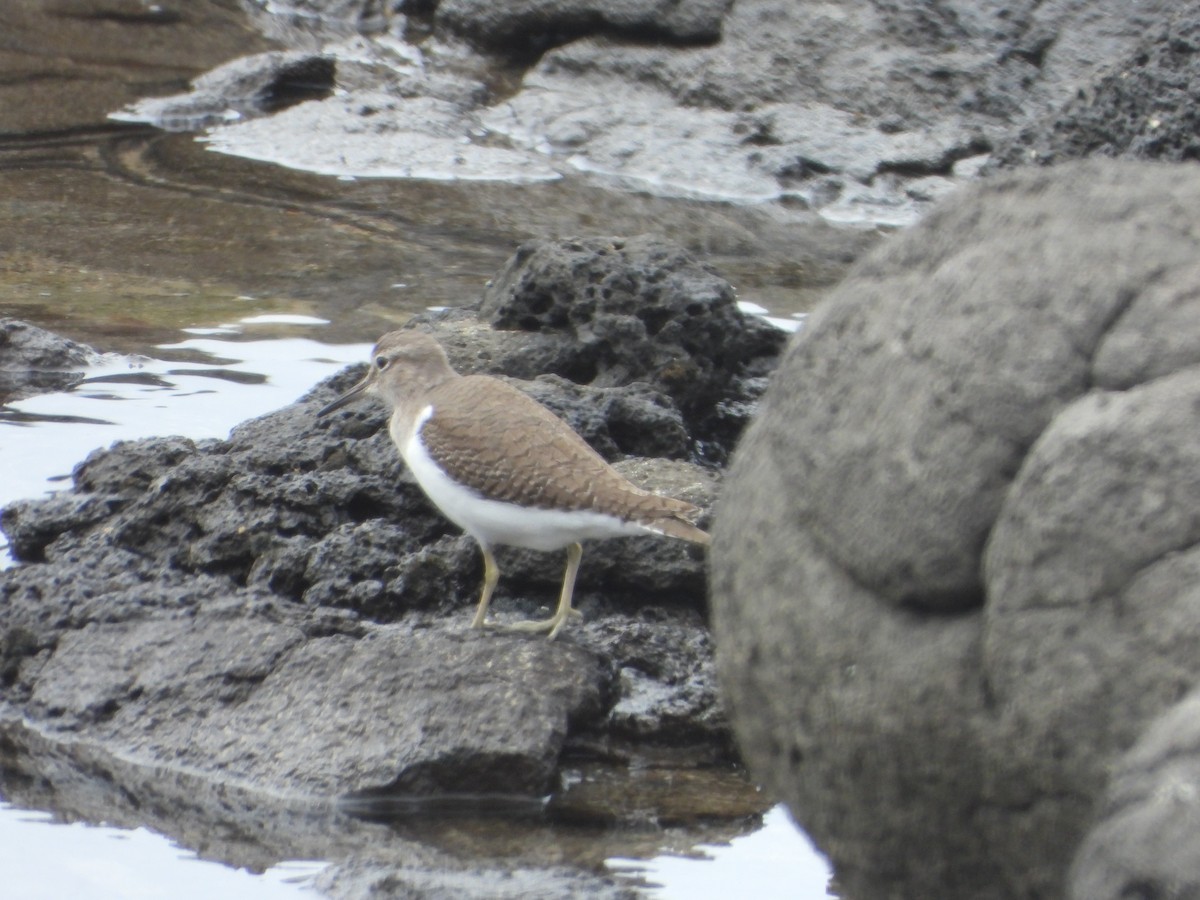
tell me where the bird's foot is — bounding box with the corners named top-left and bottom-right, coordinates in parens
top-left (505, 608), bottom-right (583, 640)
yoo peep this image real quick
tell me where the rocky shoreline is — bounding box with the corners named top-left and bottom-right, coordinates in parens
top-left (116, 0), bottom-right (1200, 225)
top-left (0, 236), bottom-right (777, 895)
top-left (5, 1), bottom-right (1200, 897)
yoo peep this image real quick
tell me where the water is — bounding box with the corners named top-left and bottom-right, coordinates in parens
top-left (0, 799), bottom-right (833, 900)
top-left (0, 802), bottom-right (328, 900)
top-left (610, 807), bottom-right (837, 899)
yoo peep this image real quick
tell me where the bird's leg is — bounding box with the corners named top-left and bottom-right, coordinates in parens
top-left (470, 544), bottom-right (500, 629)
top-left (506, 542), bottom-right (584, 640)
top-left (547, 541), bottom-right (584, 640)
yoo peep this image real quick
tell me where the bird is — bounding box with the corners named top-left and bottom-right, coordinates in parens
top-left (317, 330), bottom-right (710, 639)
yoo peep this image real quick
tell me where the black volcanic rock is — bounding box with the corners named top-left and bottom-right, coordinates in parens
top-left (474, 235), bottom-right (785, 464)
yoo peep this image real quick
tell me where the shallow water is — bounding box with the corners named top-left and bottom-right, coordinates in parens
top-left (1, 798), bottom-right (833, 899)
top-left (0, 801), bottom-right (328, 900)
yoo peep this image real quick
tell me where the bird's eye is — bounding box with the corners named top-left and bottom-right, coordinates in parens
top-left (374, 356), bottom-right (389, 371)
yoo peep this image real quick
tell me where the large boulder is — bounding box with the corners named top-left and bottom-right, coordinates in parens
top-left (710, 160), bottom-right (1200, 898)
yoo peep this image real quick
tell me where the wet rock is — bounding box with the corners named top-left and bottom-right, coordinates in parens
top-left (434, 0), bottom-right (733, 54)
top-left (254, 0), bottom-right (390, 32)
top-left (1, 403), bottom-right (704, 798)
top-left (989, 10), bottom-right (1200, 169)
top-left (0, 712), bottom-right (749, 899)
top-left (315, 856), bottom-right (636, 900)
top-left (473, 0), bottom-right (1181, 220)
top-left (520, 376), bottom-right (692, 462)
top-left (710, 160), bottom-right (1200, 899)
top-left (589, 612), bottom-right (727, 746)
top-left (0, 318), bottom-right (98, 403)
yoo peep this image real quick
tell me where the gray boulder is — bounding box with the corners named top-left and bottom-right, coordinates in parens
top-left (710, 159), bottom-right (1200, 899)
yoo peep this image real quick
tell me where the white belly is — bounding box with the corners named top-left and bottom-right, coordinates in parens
top-left (395, 406), bottom-right (646, 552)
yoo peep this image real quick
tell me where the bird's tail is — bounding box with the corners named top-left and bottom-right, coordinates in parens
top-left (651, 515), bottom-right (711, 545)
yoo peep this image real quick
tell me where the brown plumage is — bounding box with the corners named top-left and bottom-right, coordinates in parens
top-left (420, 375), bottom-right (709, 541)
top-left (318, 329), bottom-right (708, 638)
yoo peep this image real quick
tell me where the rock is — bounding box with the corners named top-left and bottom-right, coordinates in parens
top-left (26, 608), bottom-right (606, 796)
top-left (111, 50), bottom-right (335, 131)
top-left (115, 0), bottom-right (1194, 219)
top-left (709, 160), bottom-right (1200, 899)
top-left (252, 0), bottom-right (388, 32)
top-left (314, 856), bottom-right (635, 900)
top-left (2, 346), bottom-right (715, 618)
top-left (0, 710), bottom-right (736, 899)
top-left (989, 10), bottom-right (1200, 169)
top-left (474, 235), bottom-right (786, 464)
top-left (588, 612), bottom-right (727, 746)
top-left (521, 375), bottom-right (692, 462)
top-left (433, 0), bottom-right (733, 54)
top-left (476, 0), bottom-right (1183, 219)
top-left (0, 318), bottom-right (98, 403)
top-left (1069, 687), bottom-right (1200, 900)
top-left (985, 373), bottom-right (1200, 785)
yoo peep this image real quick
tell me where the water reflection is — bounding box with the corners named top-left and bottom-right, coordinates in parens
top-left (0, 796), bottom-right (832, 900)
top-left (610, 807), bottom-right (836, 899)
top-left (0, 801), bottom-right (327, 900)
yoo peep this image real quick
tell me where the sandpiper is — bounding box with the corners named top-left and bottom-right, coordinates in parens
top-left (318, 330), bottom-right (710, 639)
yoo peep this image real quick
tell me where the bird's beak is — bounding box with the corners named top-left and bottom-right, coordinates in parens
top-left (317, 370), bottom-right (373, 417)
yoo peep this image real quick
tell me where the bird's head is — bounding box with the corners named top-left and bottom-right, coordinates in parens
top-left (317, 330), bottom-right (456, 416)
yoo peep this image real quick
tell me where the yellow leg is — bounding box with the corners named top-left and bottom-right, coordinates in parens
top-left (470, 544), bottom-right (500, 629)
top-left (507, 542), bottom-right (584, 640)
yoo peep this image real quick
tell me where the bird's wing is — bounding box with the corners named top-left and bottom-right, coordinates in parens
top-left (420, 374), bottom-right (707, 544)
